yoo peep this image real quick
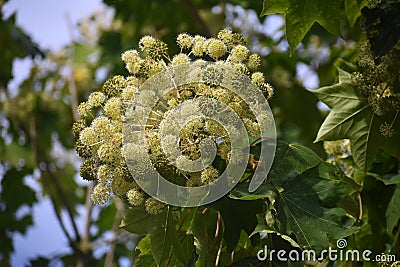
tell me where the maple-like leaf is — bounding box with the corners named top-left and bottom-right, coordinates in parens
top-left (231, 141), bottom-right (357, 249)
top-left (312, 69), bottom-right (400, 172)
top-left (261, 0), bottom-right (346, 52)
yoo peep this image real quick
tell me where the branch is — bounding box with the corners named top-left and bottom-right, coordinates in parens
top-left (80, 183), bottom-right (94, 254)
top-left (104, 198), bottom-right (125, 267)
top-left (65, 13), bottom-right (97, 266)
top-left (46, 165), bottom-right (81, 241)
top-left (43, 180), bottom-right (74, 245)
top-left (30, 114), bottom-right (81, 241)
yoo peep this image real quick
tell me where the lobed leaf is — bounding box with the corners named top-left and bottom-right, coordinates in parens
top-left (261, 0), bottom-right (345, 52)
top-left (231, 141), bottom-right (357, 249)
top-left (312, 69), bottom-right (400, 171)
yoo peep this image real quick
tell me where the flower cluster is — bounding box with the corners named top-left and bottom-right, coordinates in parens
top-left (323, 140), bottom-right (354, 177)
top-left (351, 42), bottom-right (400, 137)
top-left (74, 29), bottom-right (273, 214)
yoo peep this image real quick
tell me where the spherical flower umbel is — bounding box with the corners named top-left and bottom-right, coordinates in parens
top-left (74, 30), bottom-right (274, 214)
top-left (127, 188), bottom-right (145, 206)
top-left (80, 127), bottom-right (99, 146)
top-left (91, 183), bottom-right (111, 205)
top-left (192, 35), bottom-right (206, 56)
top-left (121, 49), bottom-right (140, 64)
top-left (121, 86), bottom-right (137, 100)
top-left (251, 72), bottom-right (265, 85)
top-left (98, 143), bottom-right (119, 163)
top-left (247, 54), bottom-right (261, 70)
top-left (230, 45), bottom-right (249, 62)
top-left (207, 39), bottom-right (227, 60)
top-left (92, 116), bottom-right (114, 140)
top-left (145, 198), bottom-right (166, 215)
top-left (217, 29), bottom-right (233, 48)
top-left (200, 166), bottom-right (219, 185)
top-left (88, 92), bottom-right (105, 107)
top-left (97, 164), bottom-right (114, 184)
top-left (139, 36), bottom-right (157, 51)
top-left (104, 97), bottom-right (121, 120)
top-left (77, 102), bottom-right (91, 117)
top-left (80, 158), bottom-right (97, 181)
top-left (176, 33), bottom-right (193, 49)
top-left (171, 53), bottom-right (191, 66)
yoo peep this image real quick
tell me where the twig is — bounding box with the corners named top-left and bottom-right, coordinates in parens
top-left (215, 239), bottom-right (224, 267)
top-left (46, 165), bottom-right (81, 241)
top-left (65, 13), bottom-right (95, 267)
top-left (92, 232), bottom-right (131, 250)
top-left (43, 178), bottom-right (74, 245)
top-left (178, 208), bottom-right (193, 232)
top-left (104, 198), bottom-right (125, 267)
top-left (80, 183), bottom-right (94, 255)
top-left (30, 114), bottom-right (81, 241)
top-left (211, 211), bottom-right (221, 248)
top-left (357, 192), bottom-right (363, 223)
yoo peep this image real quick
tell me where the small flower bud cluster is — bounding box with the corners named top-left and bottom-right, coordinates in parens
top-left (75, 30), bottom-right (274, 214)
top-left (323, 139), bottom-right (354, 177)
top-left (351, 42), bottom-right (400, 138)
top-left (73, 74), bottom-right (140, 206)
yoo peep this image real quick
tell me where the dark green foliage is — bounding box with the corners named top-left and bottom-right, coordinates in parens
top-left (1, 0), bottom-right (400, 266)
top-left (0, 168), bottom-right (36, 265)
top-left (361, 0), bottom-right (400, 59)
top-left (0, 9), bottom-right (43, 87)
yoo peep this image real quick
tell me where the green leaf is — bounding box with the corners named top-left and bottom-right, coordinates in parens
top-left (268, 141), bottom-right (321, 184)
top-left (150, 208), bottom-right (193, 266)
top-left (120, 207), bottom-right (166, 234)
top-left (232, 141), bottom-right (322, 203)
top-left (362, 2), bottom-right (400, 58)
top-left (96, 201), bottom-right (117, 236)
top-left (134, 235), bottom-right (157, 267)
top-left (251, 215), bottom-right (301, 248)
top-left (371, 173), bottom-right (400, 185)
top-left (178, 233), bottom-right (196, 266)
top-left (150, 224), bottom-right (172, 266)
top-left (261, 0), bottom-right (345, 52)
top-left (230, 183), bottom-right (276, 200)
top-left (273, 167), bottom-right (356, 249)
top-left (137, 235), bottom-right (152, 255)
top-left (29, 257), bottom-right (51, 267)
top-left (312, 69), bottom-right (400, 171)
top-left (210, 197), bottom-right (263, 251)
top-left (0, 142), bottom-right (35, 168)
top-left (338, 195), bottom-right (360, 219)
top-left (74, 42), bottom-right (97, 65)
top-left (386, 184), bottom-right (400, 235)
top-left (191, 208), bottom-right (222, 267)
top-left (0, 168), bottom-right (36, 212)
top-left (244, 142), bottom-right (357, 249)
top-left (0, 12), bottom-right (42, 87)
top-left (344, 0), bottom-right (368, 27)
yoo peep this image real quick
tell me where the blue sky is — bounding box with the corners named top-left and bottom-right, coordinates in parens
top-left (3, 0), bottom-right (105, 265)
top-left (3, 0), bottom-right (105, 49)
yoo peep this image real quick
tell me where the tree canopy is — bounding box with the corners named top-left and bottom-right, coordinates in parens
top-left (0, 0), bottom-right (399, 266)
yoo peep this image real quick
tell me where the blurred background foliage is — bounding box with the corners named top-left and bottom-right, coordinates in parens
top-left (0, 0), bottom-right (399, 266)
